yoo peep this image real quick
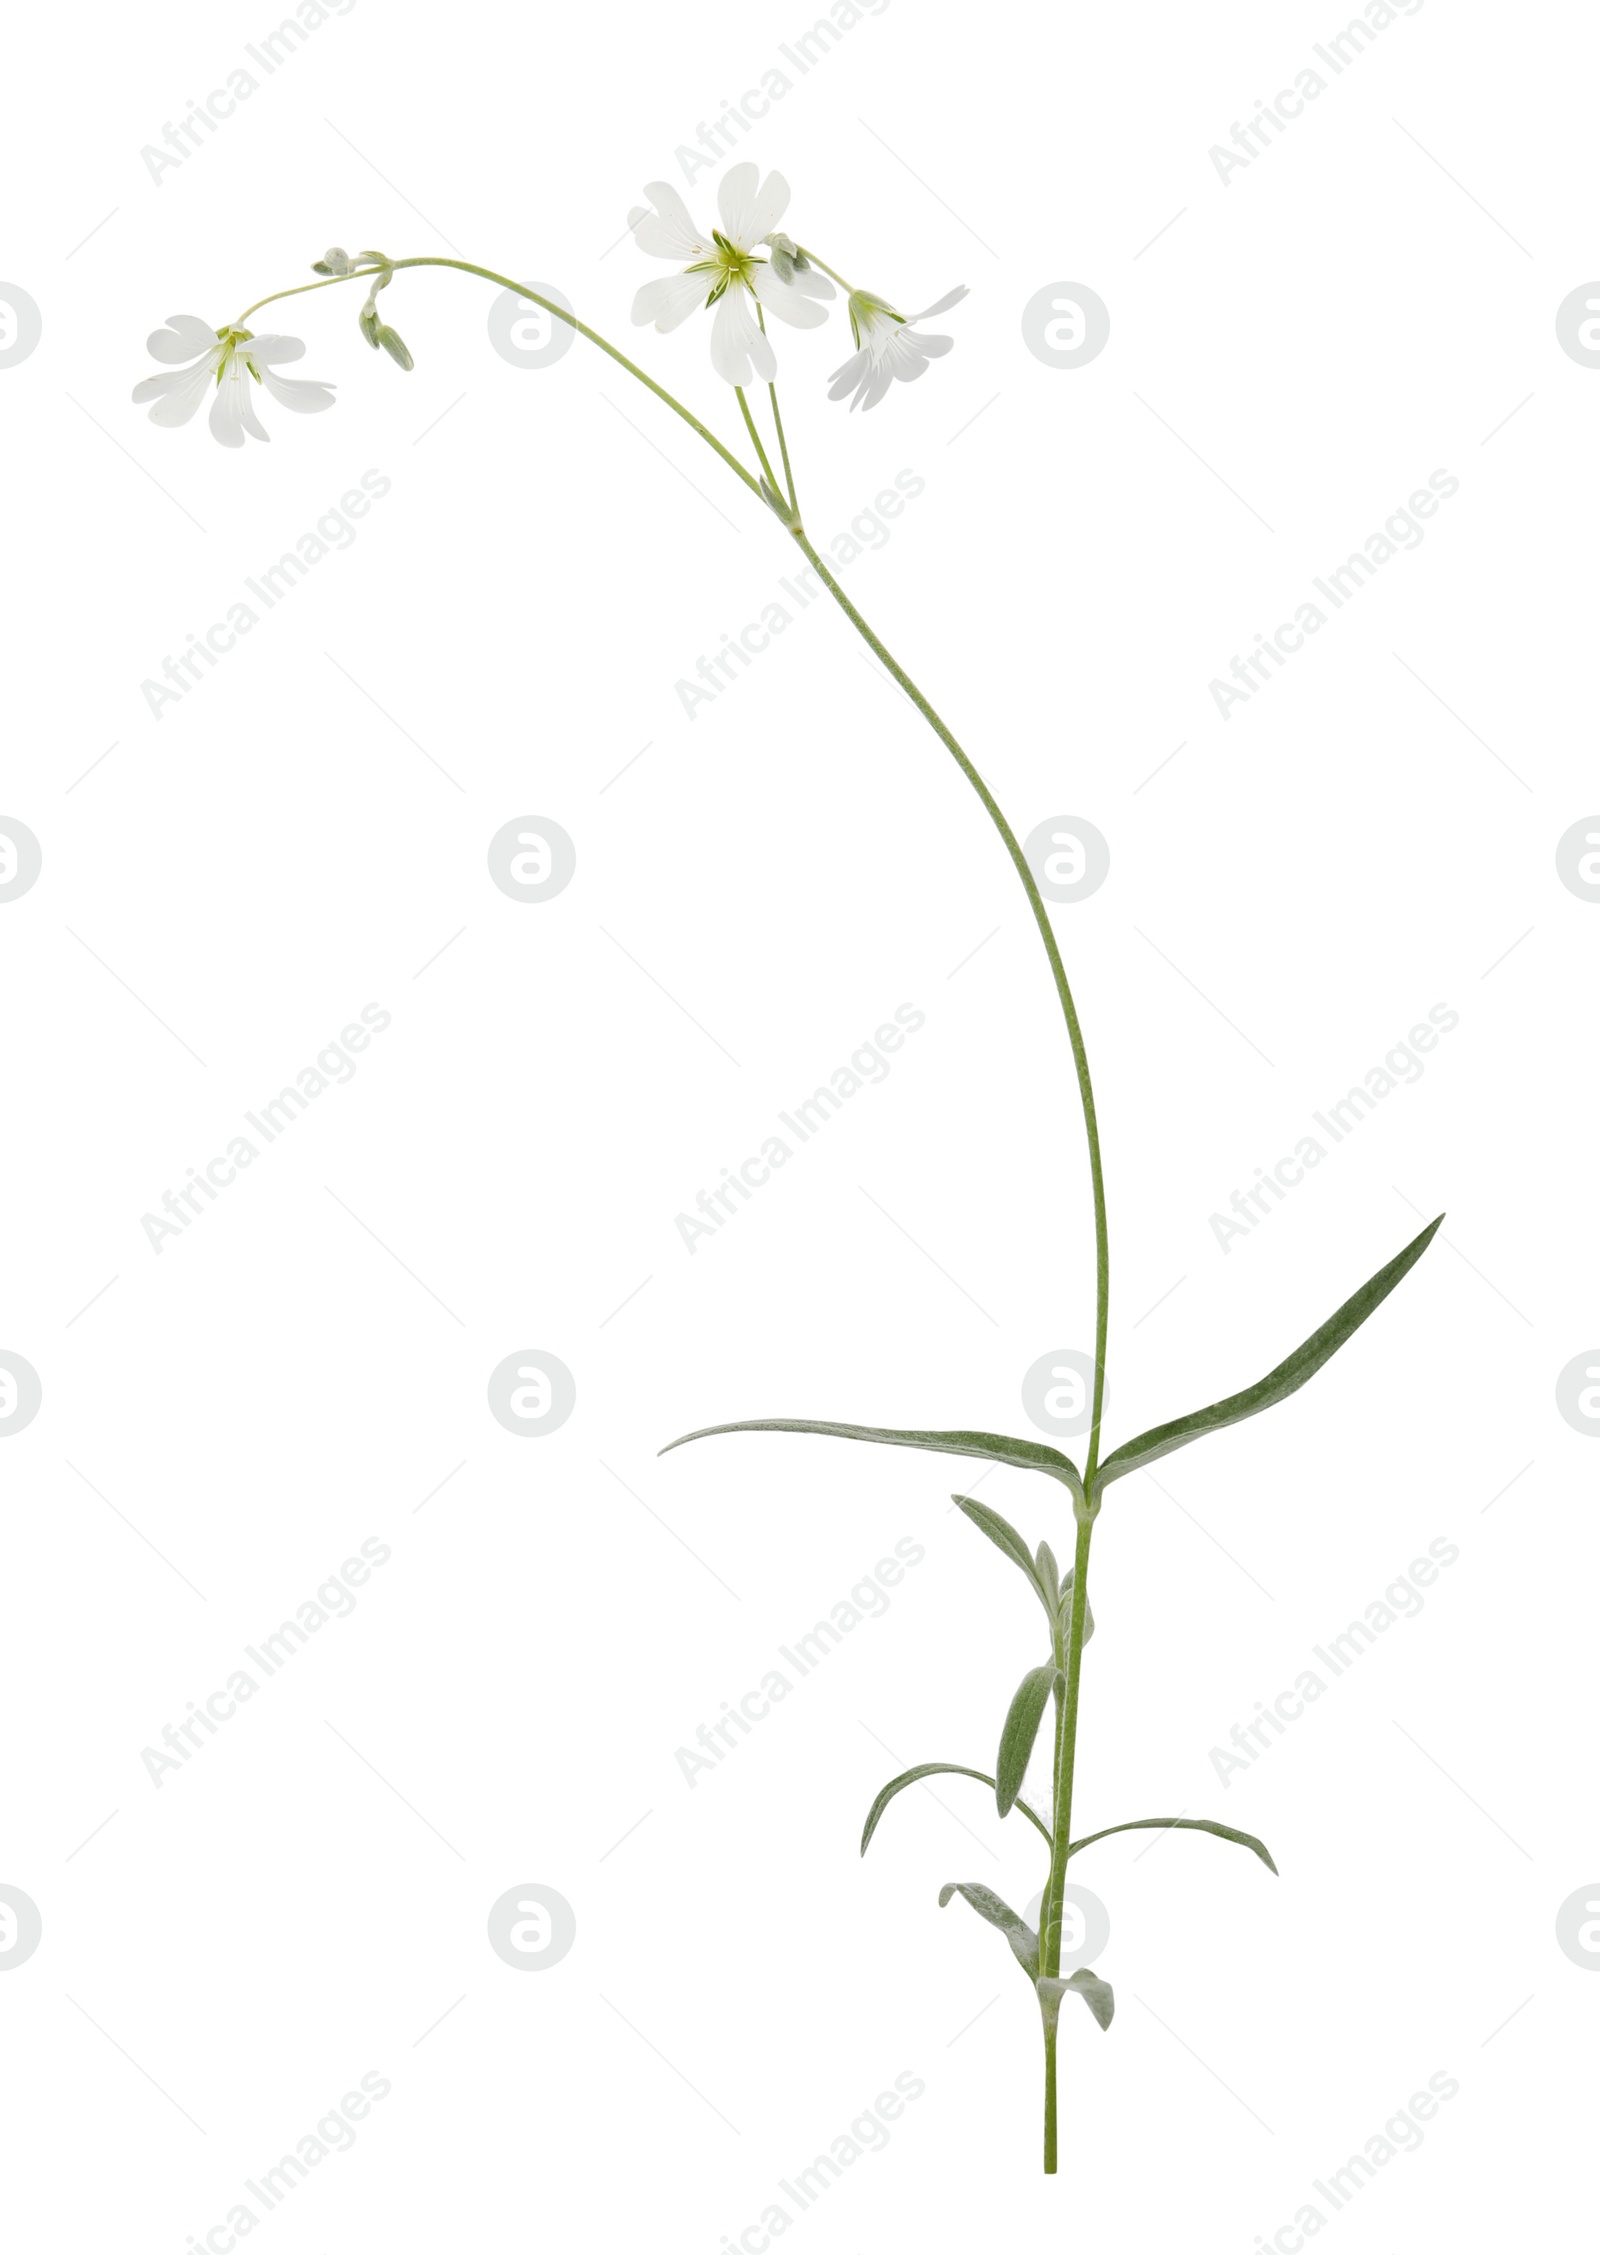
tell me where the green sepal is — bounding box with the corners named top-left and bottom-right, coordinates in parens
top-left (377, 324), bottom-right (414, 371)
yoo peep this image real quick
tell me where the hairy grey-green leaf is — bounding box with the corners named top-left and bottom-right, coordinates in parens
top-left (1038, 1968), bottom-right (1115, 2034)
top-left (1035, 1540), bottom-right (1061, 1612)
top-left (938, 1881), bottom-right (1039, 1979)
top-left (860, 1762), bottom-right (1052, 1855)
top-left (1057, 1566), bottom-right (1095, 1644)
top-left (659, 1417), bottom-right (1083, 1498)
top-left (1066, 1815), bottom-right (1277, 1873)
top-left (996, 1665), bottom-right (1060, 1818)
top-left (952, 1496), bottom-right (1053, 1616)
top-left (1092, 1215), bottom-right (1443, 1498)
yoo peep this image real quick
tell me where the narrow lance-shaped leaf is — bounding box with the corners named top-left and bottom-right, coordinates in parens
top-left (952, 1495), bottom-right (1054, 1617)
top-left (1034, 1539), bottom-right (1061, 1612)
top-left (1038, 1969), bottom-right (1115, 2035)
top-left (1057, 1566), bottom-right (1095, 1645)
top-left (1091, 1215), bottom-right (1443, 1499)
top-left (860, 1763), bottom-right (1052, 1855)
top-left (938, 1882), bottom-right (1039, 1980)
top-left (659, 1417), bottom-right (1083, 1501)
top-left (1066, 1815), bottom-right (1277, 1875)
top-left (996, 1665), bottom-right (1060, 1818)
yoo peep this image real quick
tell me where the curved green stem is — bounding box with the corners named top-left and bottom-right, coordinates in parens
top-left (781, 522), bottom-right (1108, 2184)
top-left (735, 385), bottom-right (781, 496)
top-left (768, 378), bottom-right (798, 513)
top-left (794, 246), bottom-right (854, 296)
top-left (220, 270), bottom-right (1110, 2187)
top-left (785, 525), bottom-right (1110, 1474)
top-left (236, 267), bottom-right (387, 321)
top-left (239, 257), bottom-right (766, 505)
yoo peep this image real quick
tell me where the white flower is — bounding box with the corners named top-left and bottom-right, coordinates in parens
top-left (828, 286), bottom-right (969, 411)
top-left (131, 316), bottom-right (336, 447)
top-left (629, 163), bottom-right (833, 386)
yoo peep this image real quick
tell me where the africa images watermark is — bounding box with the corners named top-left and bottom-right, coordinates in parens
top-left (141, 1537), bottom-right (392, 1786)
top-left (675, 1003), bottom-right (926, 1253)
top-left (1209, 1003), bottom-right (1459, 1253)
top-left (141, 0), bottom-right (359, 186)
top-left (675, 1538), bottom-right (925, 1785)
top-left (676, 470), bottom-right (926, 720)
top-left (140, 1004), bottom-right (393, 1253)
top-left (185, 2070), bottom-right (391, 2249)
top-left (667, 0), bottom-right (893, 186)
top-left (1208, 0), bottom-right (1427, 187)
top-left (141, 470), bottom-right (393, 722)
top-left (1253, 2069), bottom-right (1459, 2251)
top-left (1207, 470), bottom-right (1459, 721)
top-left (718, 2070), bottom-right (926, 2252)
top-left (1208, 1535), bottom-right (1459, 1788)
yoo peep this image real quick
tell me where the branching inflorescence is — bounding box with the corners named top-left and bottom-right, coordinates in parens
top-left (134, 160), bottom-right (1442, 2174)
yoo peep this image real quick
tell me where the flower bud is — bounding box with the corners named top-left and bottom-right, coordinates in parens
top-left (377, 324), bottom-right (414, 371)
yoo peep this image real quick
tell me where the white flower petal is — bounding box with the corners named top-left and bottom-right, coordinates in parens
top-left (718, 163), bottom-right (789, 249)
top-left (632, 269), bottom-right (712, 332)
top-left (208, 362), bottom-right (260, 447)
top-left (827, 346), bottom-right (871, 398)
top-left (909, 285), bottom-right (969, 322)
top-left (751, 262), bottom-right (828, 329)
top-left (709, 286), bottom-right (776, 386)
top-left (242, 333), bottom-right (307, 366)
top-left (258, 369), bottom-right (337, 413)
top-left (630, 181), bottom-right (710, 261)
top-left (136, 354), bottom-right (220, 426)
top-left (146, 315), bottom-right (221, 363)
top-left (854, 362), bottom-right (897, 411)
top-left (789, 265), bottom-right (836, 303)
top-left (236, 381), bottom-right (272, 441)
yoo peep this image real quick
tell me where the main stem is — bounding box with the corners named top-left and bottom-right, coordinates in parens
top-left (786, 528), bottom-right (1110, 1448)
top-left (1041, 1510), bottom-right (1095, 2170)
top-left (231, 259), bottom-right (1109, 2170)
top-left (785, 527), bottom-right (1108, 2179)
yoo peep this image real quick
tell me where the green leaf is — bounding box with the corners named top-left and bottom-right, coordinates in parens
top-left (952, 1496), bottom-right (1053, 1617)
top-left (938, 1882), bottom-right (1039, 1979)
top-left (860, 1762), bottom-right (1052, 1855)
top-left (659, 1417), bottom-right (1083, 1500)
top-left (1038, 1969), bottom-right (1115, 2034)
top-left (1035, 1540), bottom-right (1061, 1611)
top-left (997, 1665), bottom-right (1060, 1818)
top-left (1092, 1215), bottom-right (1443, 1500)
top-left (1066, 1815), bottom-right (1277, 1874)
top-left (1057, 1567), bottom-right (1095, 1645)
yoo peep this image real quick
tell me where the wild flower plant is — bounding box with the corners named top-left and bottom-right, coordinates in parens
top-left (134, 164), bottom-right (1441, 2170)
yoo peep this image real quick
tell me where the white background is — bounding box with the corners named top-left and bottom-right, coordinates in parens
top-left (2, 0), bottom-right (1595, 2247)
